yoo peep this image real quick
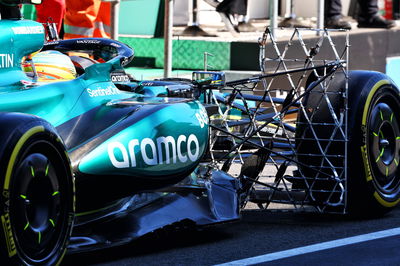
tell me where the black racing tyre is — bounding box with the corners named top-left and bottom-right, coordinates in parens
top-left (0, 113), bottom-right (74, 265)
top-left (297, 71), bottom-right (400, 216)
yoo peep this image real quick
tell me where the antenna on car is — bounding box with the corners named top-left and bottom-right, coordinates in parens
top-left (24, 55), bottom-right (39, 83)
top-left (44, 17), bottom-right (60, 42)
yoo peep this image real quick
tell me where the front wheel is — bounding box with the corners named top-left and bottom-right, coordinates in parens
top-left (0, 113), bottom-right (74, 265)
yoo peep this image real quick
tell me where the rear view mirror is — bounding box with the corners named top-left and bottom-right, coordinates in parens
top-left (192, 71), bottom-right (225, 87)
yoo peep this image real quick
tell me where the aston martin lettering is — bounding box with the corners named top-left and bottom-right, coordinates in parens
top-left (87, 86), bottom-right (120, 97)
top-left (0, 54), bottom-right (13, 68)
top-left (108, 134), bottom-right (200, 168)
top-left (11, 26), bottom-right (44, 34)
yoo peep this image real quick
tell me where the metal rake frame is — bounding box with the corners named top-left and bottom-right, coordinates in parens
top-left (207, 27), bottom-right (350, 214)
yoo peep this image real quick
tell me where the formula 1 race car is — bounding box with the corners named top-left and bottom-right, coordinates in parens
top-left (1, 0), bottom-right (400, 265)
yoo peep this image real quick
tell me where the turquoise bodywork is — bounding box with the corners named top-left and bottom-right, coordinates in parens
top-left (0, 20), bottom-right (44, 89)
top-left (0, 15), bottom-right (241, 258)
top-left (134, 85), bottom-right (168, 97)
top-left (0, 20), bottom-right (132, 126)
top-left (0, 19), bottom-right (209, 179)
top-left (79, 99), bottom-right (209, 177)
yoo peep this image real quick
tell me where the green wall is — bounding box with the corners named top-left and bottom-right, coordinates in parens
top-left (120, 37), bottom-right (231, 70)
top-left (119, 0), bottom-right (163, 36)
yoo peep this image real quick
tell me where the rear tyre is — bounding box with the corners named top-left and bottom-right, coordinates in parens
top-left (297, 71), bottom-right (400, 216)
top-left (347, 72), bottom-right (400, 216)
top-left (0, 114), bottom-right (74, 265)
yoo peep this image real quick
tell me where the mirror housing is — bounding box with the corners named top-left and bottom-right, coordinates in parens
top-left (192, 71), bottom-right (226, 87)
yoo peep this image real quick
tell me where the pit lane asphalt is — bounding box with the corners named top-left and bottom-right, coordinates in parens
top-left (62, 207), bottom-right (400, 265)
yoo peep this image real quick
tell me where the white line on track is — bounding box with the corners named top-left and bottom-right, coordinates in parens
top-left (215, 227), bottom-right (400, 266)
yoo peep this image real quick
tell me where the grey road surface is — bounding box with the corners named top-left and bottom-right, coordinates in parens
top-left (62, 207), bottom-right (400, 266)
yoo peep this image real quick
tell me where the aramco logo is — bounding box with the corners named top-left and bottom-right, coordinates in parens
top-left (108, 134), bottom-right (200, 168)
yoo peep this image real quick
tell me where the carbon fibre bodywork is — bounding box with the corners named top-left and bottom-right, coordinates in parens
top-left (69, 168), bottom-right (240, 252)
top-left (8, 9), bottom-right (399, 262)
top-left (0, 18), bottom-right (241, 254)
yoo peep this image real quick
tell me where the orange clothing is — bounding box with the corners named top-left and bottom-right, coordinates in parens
top-left (64, 0), bottom-right (111, 39)
top-left (35, 0), bottom-right (66, 34)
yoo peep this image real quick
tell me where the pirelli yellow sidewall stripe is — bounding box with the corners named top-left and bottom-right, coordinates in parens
top-left (1, 126), bottom-right (44, 258)
top-left (4, 126), bottom-right (44, 190)
top-left (374, 191), bottom-right (400, 208)
top-left (55, 248), bottom-right (68, 266)
top-left (361, 80), bottom-right (391, 125)
top-left (360, 80), bottom-right (400, 207)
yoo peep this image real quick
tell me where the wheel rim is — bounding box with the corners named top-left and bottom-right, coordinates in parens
top-left (367, 91), bottom-right (400, 197)
top-left (10, 139), bottom-right (71, 264)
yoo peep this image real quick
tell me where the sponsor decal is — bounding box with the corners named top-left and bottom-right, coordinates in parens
top-left (87, 85), bottom-right (120, 97)
top-left (108, 134), bottom-right (200, 168)
top-left (1, 213), bottom-right (16, 257)
top-left (361, 145), bottom-right (373, 181)
top-left (261, 126), bottom-right (284, 136)
top-left (76, 40), bottom-right (101, 44)
top-left (141, 82), bottom-right (155, 86)
top-left (0, 54), bottom-right (14, 68)
top-left (1, 188), bottom-right (16, 257)
top-left (195, 108), bottom-right (209, 128)
top-left (11, 26), bottom-right (44, 34)
top-left (111, 72), bottom-right (130, 83)
top-left (110, 42), bottom-right (121, 48)
top-left (111, 75), bottom-right (129, 83)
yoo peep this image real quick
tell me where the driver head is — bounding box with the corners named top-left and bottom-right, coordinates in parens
top-left (23, 50), bottom-right (77, 82)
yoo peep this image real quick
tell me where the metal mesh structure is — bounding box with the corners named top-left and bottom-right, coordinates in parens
top-left (207, 28), bottom-right (350, 214)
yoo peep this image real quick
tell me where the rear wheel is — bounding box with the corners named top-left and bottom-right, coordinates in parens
top-left (349, 73), bottom-right (400, 215)
top-left (297, 71), bottom-right (400, 216)
top-left (0, 114), bottom-right (74, 265)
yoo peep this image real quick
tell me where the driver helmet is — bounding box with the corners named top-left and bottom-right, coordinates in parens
top-left (23, 50), bottom-right (77, 82)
